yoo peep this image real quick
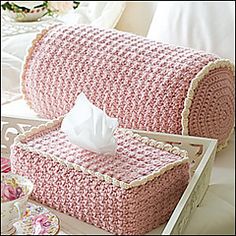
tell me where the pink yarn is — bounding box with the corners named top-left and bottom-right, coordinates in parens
top-left (188, 68), bottom-right (234, 145)
top-left (10, 124), bottom-right (190, 235)
top-left (22, 24), bottom-right (234, 147)
top-left (23, 127), bottom-right (185, 183)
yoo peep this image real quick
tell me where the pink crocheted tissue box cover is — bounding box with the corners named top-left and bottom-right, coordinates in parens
top-left (10, 118), bottom-right (190, 235)
top-left (21, 24), bottom-right (235, 151)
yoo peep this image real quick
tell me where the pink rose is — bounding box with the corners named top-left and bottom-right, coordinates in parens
top-left (33, 214), bottom-right (51, 235)
top-left (34, 214), bottom-right (49, 225)
top-left (1, 183), bottom-right (17, 201)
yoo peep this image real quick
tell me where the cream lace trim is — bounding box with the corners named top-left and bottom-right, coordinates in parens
top-left (13, 117), bottom-right (189, 189)
top-left (181, 59), bottom-right (235, 152)
top-left (20, 26), bottom-right (57, 110)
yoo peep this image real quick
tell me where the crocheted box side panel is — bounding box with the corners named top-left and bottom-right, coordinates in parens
top-left (21, 25), bottom-right (235, 149)
top-left (10, 145), bottom-right (189, 235)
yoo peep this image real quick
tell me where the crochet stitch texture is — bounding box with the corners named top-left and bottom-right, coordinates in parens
top-left (11, 119), bottom-right (190, 235)
top-left (21, 24), bottom-right (235, 149)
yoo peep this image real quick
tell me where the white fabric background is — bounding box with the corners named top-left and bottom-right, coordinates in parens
top-left (147, 2), bottom-right (235, 62)
top-left (1, 33), bottom-right (37, 104)
top-left (58, 1), bottom-right (126, 28)
top-left (116, 1), bottom-right (157, 36)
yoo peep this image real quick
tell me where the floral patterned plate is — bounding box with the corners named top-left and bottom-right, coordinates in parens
top-left (13, 203), bottom-right (60, 235)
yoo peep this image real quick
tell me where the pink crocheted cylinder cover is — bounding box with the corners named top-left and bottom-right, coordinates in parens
top-left (10, 119), bottom-right (190, 235)
top-left (21, 25), bottom-right (235, 150)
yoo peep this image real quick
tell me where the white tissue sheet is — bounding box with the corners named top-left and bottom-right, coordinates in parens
top-left (61, 93), bottom-right (118, 155)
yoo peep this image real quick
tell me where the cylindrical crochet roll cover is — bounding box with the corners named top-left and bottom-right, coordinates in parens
top-left (21, 24), bottom-right (235, 150)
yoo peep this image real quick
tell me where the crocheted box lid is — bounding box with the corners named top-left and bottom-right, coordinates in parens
top-left (15, 117), bottom-right (189, 189)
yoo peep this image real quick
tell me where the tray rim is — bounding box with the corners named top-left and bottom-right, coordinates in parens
top-left (135, 129), bottom-right (217, 234)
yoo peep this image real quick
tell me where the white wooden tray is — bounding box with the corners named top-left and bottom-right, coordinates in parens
top-left (1, 115), bottom-right (217, 235)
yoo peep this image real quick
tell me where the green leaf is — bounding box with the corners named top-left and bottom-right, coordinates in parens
top-left (73, 1), bottom-right (80, 9)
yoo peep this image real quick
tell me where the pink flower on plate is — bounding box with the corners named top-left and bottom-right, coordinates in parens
top-left (33, 214), bottom-right (51, 235)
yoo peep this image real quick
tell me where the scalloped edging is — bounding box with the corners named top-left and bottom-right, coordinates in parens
top-left (20, 24), bottom-right (61, 110)
top-left (181, 59), bottom-right (235, 152)
top-left (216, 127), bottom-right (235, 152)
top-left (13, 117), bottom-right (189, 190)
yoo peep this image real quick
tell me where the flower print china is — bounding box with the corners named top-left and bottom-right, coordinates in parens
top-left (1, 179), bottom-right (25, 202)
top-left (1, 173), bottom-right (34, 235)
top-left (13, 203), bottom-right (60, 235)
top-left (33, 214), bottom-right (52, 234)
